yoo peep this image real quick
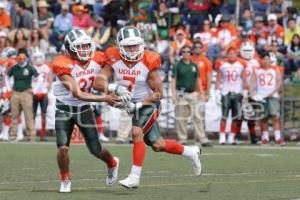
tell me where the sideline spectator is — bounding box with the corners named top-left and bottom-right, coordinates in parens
top-left (268, 40), bottom-right (284, 67)
top-left (31, 51), bottom-right (52, 141)
top-left (37, 1), bottom-right (54, 40)
top-left (10, 28), bottom-right (29, 51)
top-left (265, 13), bottom-right (284, 53)
top-left (50, 3), bottom-right (73, 52)
top-left (28, 28), bottom-right (49, 56)
top-left (0, 2), bottom-right (11, 31)
top-left (250, 15), bottom-right (267, 54)
top-left (87, 16), bottom-right (111, 51)
top-left (72, 5), bottom-right (93, 31)
top-left (186, 0), bottom-right (210, 35)
top-left (0, 31), bottom-right (9, 53)
top-left (284, 34), bottom-right (300, 77)
top-left (171, 45), bottom-right (210, 146)
top-left (284, 18), bottom-right (300, 46)
top-left (169, 28), bottom-right (192, 65)
top-left (8, 50), bottom-right (38, 142)
top-left (12, 1), bottom-right (33, 30)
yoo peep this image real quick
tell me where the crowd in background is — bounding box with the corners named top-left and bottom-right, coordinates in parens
top-left (0, 0), bottom-right (300, 144)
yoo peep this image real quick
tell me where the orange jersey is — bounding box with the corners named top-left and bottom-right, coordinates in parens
top-left (105, 47), bottom-right (161, 102)
top-left (170, 39), bottom-right (192, 52)
top-left (0, 11), bottom-right (11, 28)
top-left (191, 55), bottom-right (212, 92)
top-left (52, 52), bottom-right (104, 106)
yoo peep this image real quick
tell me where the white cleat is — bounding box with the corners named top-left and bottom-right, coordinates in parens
top-left (15, 135), bottom-right (24, 142)
top-left (219, 134), bottom-right (226, 145)
top-left (59, 180), bottom-right (71, 193)
top-left (227, 133), bottom-right (236, 145)
top-left (99, 134), bottom-right (110, 142)
top-left (119, 173), bottom-right (140, 189)
top-left (190, 145), bottom-right (202, 176)
top-left (106, 157), bottom-right (119, 186)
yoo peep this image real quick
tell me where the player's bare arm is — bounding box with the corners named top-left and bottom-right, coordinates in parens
top-left (143, 69), bottom-right (163, 105)
top-left (249, 71), bottom-right (256, 98)
top-left (59, 74), bottom-right (119, 106)
top-left (171, 77), bottom-right (177, 103)
top-left (241, 68), bottom-right (247, 90)
top-left (268, 70), bottom-right (282, 97)
top-left (93, 64), bottom-right (113, 93)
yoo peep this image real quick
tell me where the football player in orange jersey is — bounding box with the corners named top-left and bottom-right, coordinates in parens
top-left (94, 26), bottom-right (201, 189)
top-left (236, 42), bottom-right (260, 144)
top-left (215, 47), bottom-right (248, 145)
top-left (249, 52), bottom-right (284, 146)
top-left (51, 29), bottom-right (120, 193)
top-left (31, 51), bottom-right (52, 141)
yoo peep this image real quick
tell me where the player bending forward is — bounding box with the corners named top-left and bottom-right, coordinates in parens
top-left (93, 26), bottom-right (201, 189)
top-left (52, 29), bottom-right (120, 193)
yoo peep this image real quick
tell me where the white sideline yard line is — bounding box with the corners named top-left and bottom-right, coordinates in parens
top-left (1, 141), bottom-right (300, 150)
top-left (0, 172), bottom-right (293, 186)
top-left (1, 177), bottom-right (300, 193)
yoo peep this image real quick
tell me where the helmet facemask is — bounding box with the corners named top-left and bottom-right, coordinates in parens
top-left (69, 38), bottom-right (95, 62)
top-left (118, 39), bottom-right (144, 62)
top-left (64, 29), bottom-right (95, 62)
top-left (116, 27), bottom-right (145, 62)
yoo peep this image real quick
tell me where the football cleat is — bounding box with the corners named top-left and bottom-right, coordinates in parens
top-left (260, 139), bottom-right (270, 146)
top-left (99, 134), bottom-right (110, 142)
top-left (106, 157), bottom-right (119, 186)
top-left (219, 134), bottom-right (226, 145)
top-left (227, 133), bottom-right (236, 145)
top-left (275, 139), bottom-right (285, 147)
top-left (15, 134), bottom-right (24, 142)
top-left (59, 180), bottom-right (71, 193)
top-left (190, 145), bottom-right (202, 176)
top-left (119, 173), bottom-right (140, 189)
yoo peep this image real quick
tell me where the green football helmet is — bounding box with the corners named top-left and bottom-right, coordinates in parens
top-left (64, 28), bottom-right (95, 62)
top-left (116, 26), bottom-right (144, 62)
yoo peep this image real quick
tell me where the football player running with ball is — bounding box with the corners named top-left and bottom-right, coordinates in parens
top-left (93, 26), bottom-right (201, 189)
top-left (52, 29), bottom-right (120, 193)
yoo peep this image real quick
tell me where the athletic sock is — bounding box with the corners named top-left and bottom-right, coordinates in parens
top-left (133, 141), bottom-right (146, 166)
top-left (95, 116), bottom-right (103, 134)
top-left (163, 139), bottom-right (184, 155)
top-left (106, 156), bottom-right (117, 168)
top-left (40, 119), bottom-right (46, 138)
top-left (130, 165), bottom-right (142, 176)
top-left (181, 146), bottom-right (195, 160)
top-left (274, 130), bottom-right (281, 141)
top-left (220, 120), bottom-right (226, 133)
top-left (262, 131), bottom-right (269, 141)
top-left (60, 172), bottom-right (70, 181)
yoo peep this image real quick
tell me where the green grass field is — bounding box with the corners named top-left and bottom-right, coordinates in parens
top-left (0, 143), bottom-right (300, 200)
